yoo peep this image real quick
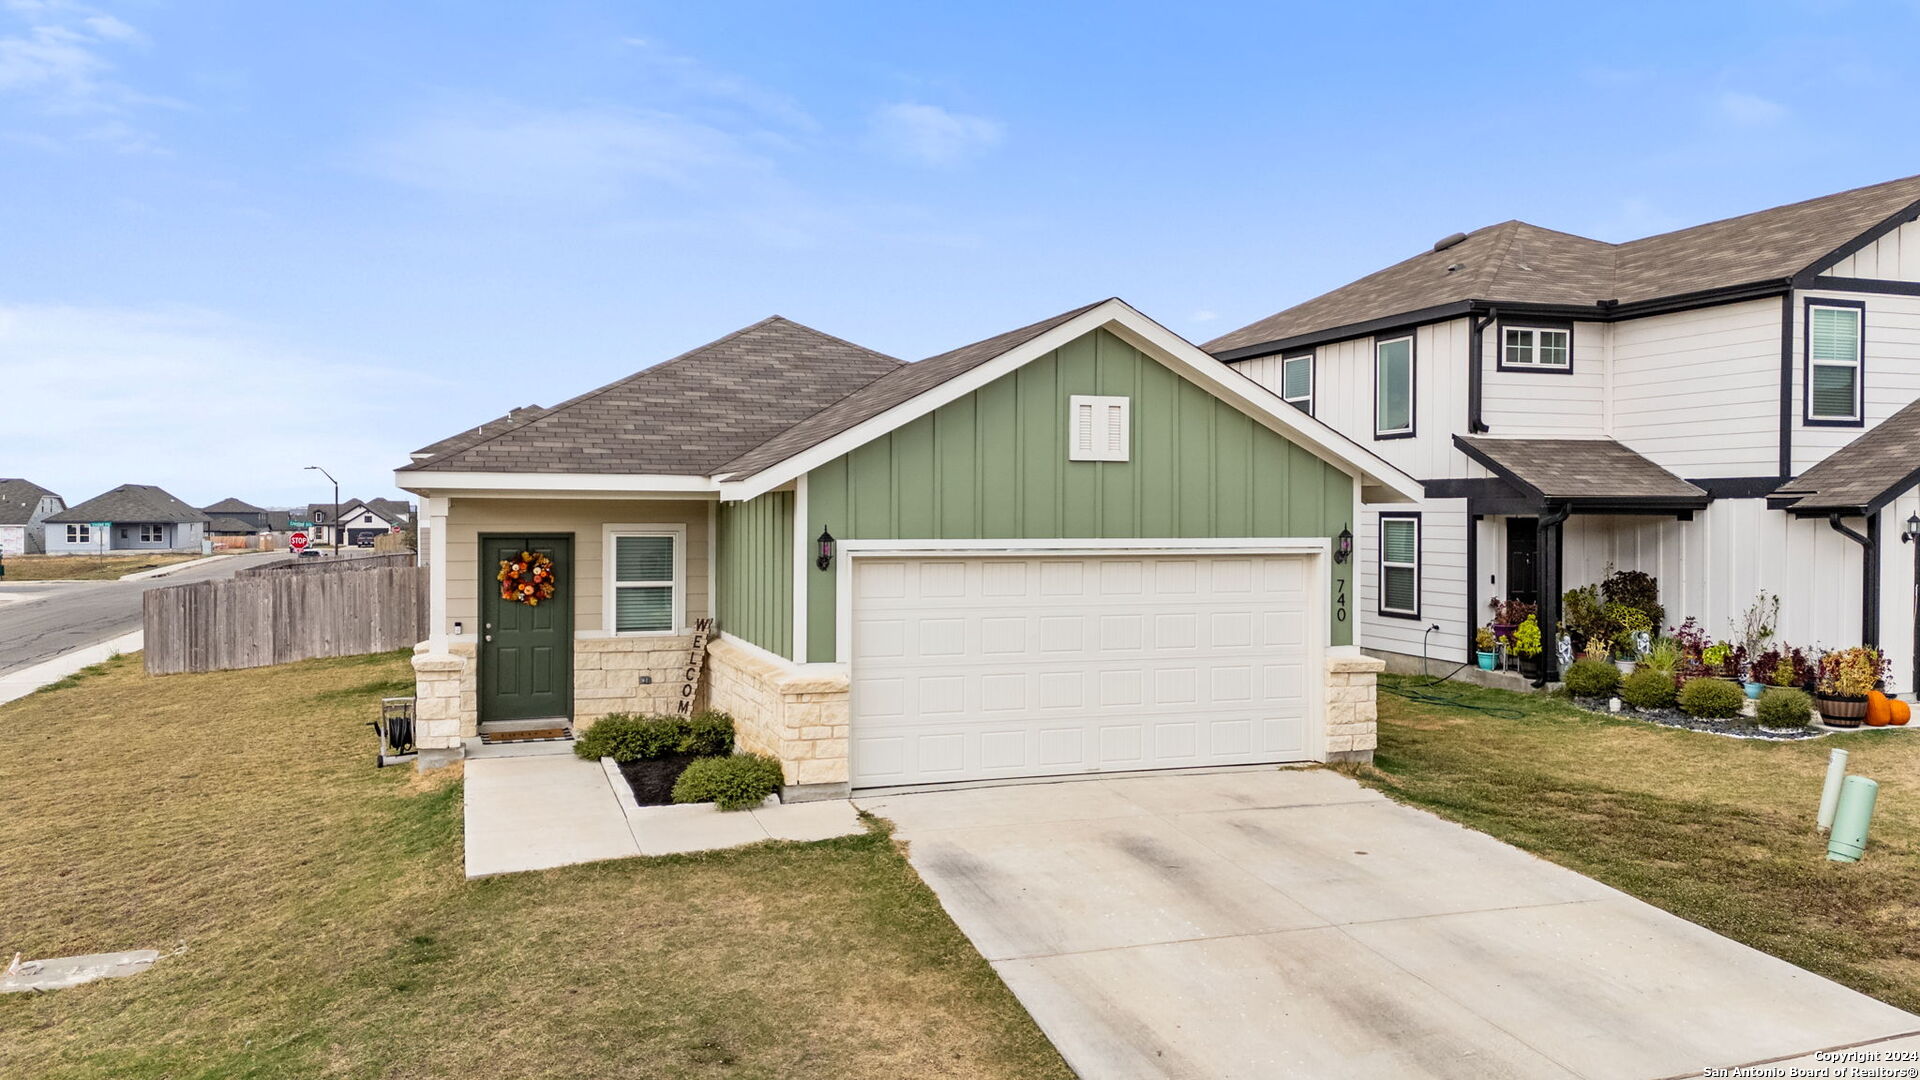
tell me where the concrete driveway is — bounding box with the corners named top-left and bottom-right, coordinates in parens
top-left (858, 769), bottom-right (1920, 1080)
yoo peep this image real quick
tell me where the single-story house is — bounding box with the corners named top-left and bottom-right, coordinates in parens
top-left (397, 299), bottom-right (1421, 797)
top-left (0, 478), bottom-right (65, 556)
top-left (44, 484), bottom-right (210, 553)
top-left (201, 497), bottom-right (273, 533)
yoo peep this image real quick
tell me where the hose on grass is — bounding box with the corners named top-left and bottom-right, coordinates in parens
top-left (1376, 625), bottom-right (1532, 719)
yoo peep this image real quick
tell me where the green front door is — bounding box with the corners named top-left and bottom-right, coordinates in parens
top-left (480, 535), bottom-right (573, 723)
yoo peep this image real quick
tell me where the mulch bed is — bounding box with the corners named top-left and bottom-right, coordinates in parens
top-left (1570, 696), bottom-right (1826, 741)
top-left (618, 753), bottom-right (705, 806)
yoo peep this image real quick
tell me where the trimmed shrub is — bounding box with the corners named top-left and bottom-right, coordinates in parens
top-left (574, 712), bottom-right (736, 763)
top-left (1755, 687), bottom-right (1813, 729)
top-left (1563, 658), bottom-right (1621, 698)
top-left (1677, 677), bottom-right (1745, 719)
top-left (672, 753), bottom-right (785, 811)
top-left (1619, 668), bottom-right (1677, 710)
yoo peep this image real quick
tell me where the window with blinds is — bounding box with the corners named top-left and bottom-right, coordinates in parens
top-left (1379, 516), bottom-right (1419, 617)
top-left (1281, 354), bottom-right (1313, 413)
top-left (1807, 304), bottom-right (1862, 422)
top-left (1375, 335), bottom-right (1413, 437)
top-left (1067, 395), bottom-right (1130, 461)
top-left (611, 532), bottom-right (677, 633)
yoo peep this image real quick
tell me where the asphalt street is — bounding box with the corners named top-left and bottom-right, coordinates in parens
top-left (0, 552), bottom-right (287, 675)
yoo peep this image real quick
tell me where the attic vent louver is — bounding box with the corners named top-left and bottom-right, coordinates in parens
top-left (1432, 232), bottom-right (1468, 252)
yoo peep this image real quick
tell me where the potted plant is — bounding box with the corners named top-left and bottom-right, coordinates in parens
top-left (1814, 646), bottom-right (1887, 727)
top-left (1510, 614), bottom-right (1543, 676)
top-left (1486, 598), bottom-right (1535, 652)
top-left (1736, 592), bottom-right (1779, 699)
top-left (1474, 627), bottom-right (1497, 671)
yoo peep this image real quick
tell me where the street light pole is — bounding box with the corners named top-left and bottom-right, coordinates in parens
top-left (305, 465), bottom-right (339, 556)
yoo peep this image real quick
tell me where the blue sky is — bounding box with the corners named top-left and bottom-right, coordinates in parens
top-left (5, 0), bottom-right (1919, 507)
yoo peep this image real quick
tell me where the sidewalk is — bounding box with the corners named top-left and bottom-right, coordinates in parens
top-left (0, 630), bottom-right (142, 706)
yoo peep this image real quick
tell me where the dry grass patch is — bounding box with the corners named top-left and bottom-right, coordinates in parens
top-left (0, 652), bottom-right (1068, 1080)
top-left (2, 552), bottom-right (205, 581)
top-left (1354, 674), bottom-right (1920, 1012)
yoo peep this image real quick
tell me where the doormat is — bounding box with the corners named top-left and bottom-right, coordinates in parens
top-left (480, 726), bottom-right (572, 744)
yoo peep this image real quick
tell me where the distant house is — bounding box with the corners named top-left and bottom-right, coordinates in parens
top-left (200, 497), bottom-right (273, 533)
top-left (307, 497), bottom-right (412, 547)
top-left (0, 479), bottom-right (65, 555)
top-left (44, 484), bottom-right (211, 553)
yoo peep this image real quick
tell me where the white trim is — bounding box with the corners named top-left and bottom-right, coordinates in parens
top-left (1499, 325), bottom-right (1571, 369)
top-left (1378, 516), bottom-right (1420, 617)
top-left (397, 470), bottom-right (719, 496)
top-left (427, 496), bottom-right (450, 645)
top-left (1067, 394), bottom-right (1131, 462)
top-left (834, 537), bottom-right (1332, 763)
top-left (721, 299), bottom-right (1423, 505)
top-left (791, 473), bottom-right (810, 663)
top-left (706, 500), bottom-right (717, 631)
top-left (1281, 353), bottom-right (1313, 413)
top-left (601, 523), bottom-right (688, 635)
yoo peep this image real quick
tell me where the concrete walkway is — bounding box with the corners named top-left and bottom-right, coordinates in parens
top-left (0, 630), bottom-right (142, 706)
top-left (858, 768), bottom-right (1920, 1080)
top-left (463, 754), bottom-right (863, 877)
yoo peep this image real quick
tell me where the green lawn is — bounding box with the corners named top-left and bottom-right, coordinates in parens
top-left (0, 652), bottom-right (1069, 1080)
top-left (1353, 674), bottom-right (1920, 1012)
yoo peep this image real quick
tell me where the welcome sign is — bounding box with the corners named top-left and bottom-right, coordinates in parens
top-left (676, 617), bottom-right (714, 716)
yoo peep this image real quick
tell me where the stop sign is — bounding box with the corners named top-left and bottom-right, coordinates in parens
top-left (289, 531), bottom-right (310, 552)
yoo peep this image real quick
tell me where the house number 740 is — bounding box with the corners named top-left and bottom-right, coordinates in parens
top-left (1335, 578), bottom-right (1348, 622)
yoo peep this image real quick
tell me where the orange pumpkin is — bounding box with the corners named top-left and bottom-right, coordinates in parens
top-left (1892, 699), bottom-right (1912, 726)
top-left (1867, 690), bottom-right (1893, 727)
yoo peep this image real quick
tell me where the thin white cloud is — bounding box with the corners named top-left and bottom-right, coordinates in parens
top-left (1715, 90), bottom-right (1788, 127)
top-left (868, 102), bottom-right (1003, 165)
top-left (361, 100), bottom-right (769, 202)
top-left (3, 304), bottom-right (438, 505)
top-left (619, 35), bottom-right (816, 133)
top-left (1190, 309), bottom-right (1219, 323)
top-left (0, 1), bottom-right (172, 150)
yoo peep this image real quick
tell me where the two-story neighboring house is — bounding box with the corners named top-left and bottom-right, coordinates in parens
top-left (1209, 173), bottom-right (1920, 697)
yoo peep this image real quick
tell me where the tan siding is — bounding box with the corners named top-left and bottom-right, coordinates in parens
top-left (443, 497), bottom-right (711, 635)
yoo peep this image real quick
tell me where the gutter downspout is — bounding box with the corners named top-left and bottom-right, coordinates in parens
top-left (1533, 502), bottom-right (1572, 687)
top-left (1467, 307), bottom-right (1496, 434)
top-left (1829, 513), bottom-right (1881, 648)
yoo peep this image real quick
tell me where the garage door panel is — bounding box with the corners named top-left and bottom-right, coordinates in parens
top-left (851, 553), bottom-right (1318, 788)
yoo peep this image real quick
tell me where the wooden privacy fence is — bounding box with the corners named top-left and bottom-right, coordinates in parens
top-left (235, 551), bottom-right (418, 578)
top-left (143, 564), bottom-right (428, 675)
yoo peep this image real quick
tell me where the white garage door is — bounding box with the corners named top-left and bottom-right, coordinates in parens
top-left (850, 551), bottom-right (1318, 788)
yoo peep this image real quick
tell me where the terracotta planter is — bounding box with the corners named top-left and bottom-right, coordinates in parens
top-left (1816, 692), bottom-right (1869, 727)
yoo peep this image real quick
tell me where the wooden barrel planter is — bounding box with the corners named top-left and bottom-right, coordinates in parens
top-left (1815, 693), bottom-right (1869, 727)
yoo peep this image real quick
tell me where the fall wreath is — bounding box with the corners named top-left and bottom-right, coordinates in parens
top-left (497, 550), bottom-right (557, 606)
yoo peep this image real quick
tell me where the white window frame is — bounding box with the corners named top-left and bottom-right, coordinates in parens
top-left (1378, 514), bottom-right (1420, 618)
top-left (66, 524), bottom-right (90, 544)
top-left (1373, 334), bottom-right (1415, 438)
top-left (602, 523), bottom-right (686, 636)
top-left (1280, 353), bottom-right (1314, 414)
top-left (139, 524), bottom-right (164, 543)
top-left (1806, 302), bottom-right (1864, 424)
top-left (1068, 394), bottom-right (1130, 462)
top-left (1499, 325), bottom-right (1572, 370)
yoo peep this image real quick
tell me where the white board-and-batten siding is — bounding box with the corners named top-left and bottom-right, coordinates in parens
top-left (1827, 220), bottom-right (1920, 282)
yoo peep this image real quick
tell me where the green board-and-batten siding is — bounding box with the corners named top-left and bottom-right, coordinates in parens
top-left (802, 328), bottom-right (1355, 662)
top-left (715, 490), bottom-right (792, 658)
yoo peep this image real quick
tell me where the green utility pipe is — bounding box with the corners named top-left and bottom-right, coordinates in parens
top-left (1827, 776), bottom-right (1880, 863)
top-left (1817, 748), bottom-right (1849, 833)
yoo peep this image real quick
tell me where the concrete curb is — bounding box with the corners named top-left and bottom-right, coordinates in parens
top-left (119, 553), bottom-right (246, 582)
top-left (0, 630), bottom-right (142, 706)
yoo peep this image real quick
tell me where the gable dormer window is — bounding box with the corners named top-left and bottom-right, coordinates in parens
top-left (1068, 395), bottom-right (1130, 461)
top-left (1498, 322), bottom-right (1573, 372)
top-left (1805, 300), bottom-right (1864, 425)
top-left (1374, 333), bottom-right (1415, 439)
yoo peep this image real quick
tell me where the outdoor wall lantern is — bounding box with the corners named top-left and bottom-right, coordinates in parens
top-left (1334, 525), bottom-right (1353, 564)
top-left (816, 528), bottom-right (836, 571)
top-left (1904, 513), bottom-right (1920, 544)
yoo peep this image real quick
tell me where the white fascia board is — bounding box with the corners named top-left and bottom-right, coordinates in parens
top-left (719, 298), bottom-right (1425, 505)
top-left (395, 470), bottom-right (721, 499)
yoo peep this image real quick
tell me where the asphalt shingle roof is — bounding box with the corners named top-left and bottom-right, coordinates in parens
top-left (206, 516), bottom-right (260, 534)
top-left (717, 301), bottom-right (1105, 480)
top-left (401, 317), bottom-right (905, 476)
top-left (1207, 173), bottom-right (1920, 355)
top-left (1771, 399), bottom-right (1920, 514)
top-left (410, 405), bottom-right (547, 462)
top-left (0, 478), bottom-right (58, 525)
top-left (47, 484), bottom-right (211, 524)
top-left (201, 496), bottom-right (266, 515)
top-left (1455, 437), bottom-right (1708, 503)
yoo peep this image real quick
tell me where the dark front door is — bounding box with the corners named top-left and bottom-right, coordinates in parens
top-left (480, 535), bottom-right (573, 723)
top-left (1506, 518), bottom-right (1539, 607)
